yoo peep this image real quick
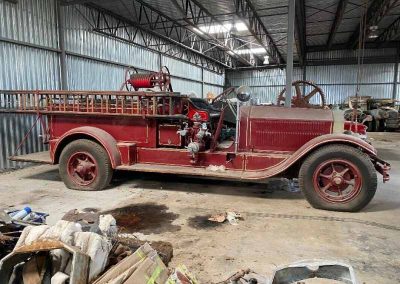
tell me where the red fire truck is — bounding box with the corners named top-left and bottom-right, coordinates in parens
top-left (1, 68), bottom-right (390, 212)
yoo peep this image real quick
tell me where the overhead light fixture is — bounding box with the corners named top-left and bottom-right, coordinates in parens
top-left (263, 55), bottom-right (270, 65)
top-left (368, 25), bottom-right (379, 39)
top-left (199, 24), bottom-right (231, 34)
top-left (192, 27), bottom-right (204, 35)
top-left (235, 48), bottom-right (267, 55)
top-left (234, 22), bottom-right (248, 32)
top-left (227, 50), bottom-right (235, 56)
top-left (199, 22), bottom-right (248, 34)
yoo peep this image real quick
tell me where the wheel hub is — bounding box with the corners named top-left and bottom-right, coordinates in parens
top-left (67, 152), bottom-right (98, 186)
top-left (312, 159), bottom-right (362, 203)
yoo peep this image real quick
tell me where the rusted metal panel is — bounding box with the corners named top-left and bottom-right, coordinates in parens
top-left (246, 106), bottom-right (333, 120)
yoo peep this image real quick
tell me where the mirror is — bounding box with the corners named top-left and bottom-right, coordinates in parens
top-left (236, 86), bottom-right (251, 102)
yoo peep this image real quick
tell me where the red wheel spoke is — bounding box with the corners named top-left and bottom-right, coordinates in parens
top-left (320, 183), bottom-right (332, 193)
top-left (344, 180), bottom-right (355, 186)
top-left (338, 168), bottom-right (350, 176)
top-left (320, 173), bottom-right (332, 180)
top-left (67, 151), bottom-right (98, 186)
top-left (313, 159), bottom-right (362, 204)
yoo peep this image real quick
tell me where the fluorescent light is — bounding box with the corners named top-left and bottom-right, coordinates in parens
top-left (198, 22), bottom-right (247, 34)
top-left (234, 22), bottom-right (248, 32)
top-left (235, 48), bottom-right (267, 55)
top-left (227, 51), bottom-right (235, 56)
top-left (199, 24), bottom-right (231, 34)
top-left (263, 55), bottom-right (270, 65)
top-left (192, 27), bottom-right (204, 35)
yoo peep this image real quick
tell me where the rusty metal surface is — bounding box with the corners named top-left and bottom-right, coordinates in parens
top-left (117, 133), bottom-right (381, 181)
top-left (9, 151), bottom-right (52, 164)
top-left (244, 106), bottom-right (333, 121)
top-left (53, 126), bottom-right (122, 168)
top-left (0, 91), bottom-right (188, 120)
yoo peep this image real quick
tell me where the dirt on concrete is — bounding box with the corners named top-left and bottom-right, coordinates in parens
top-left (103, 203), bottom-right (181, 234)
top-left (0, 133), bottom-right (399, 283)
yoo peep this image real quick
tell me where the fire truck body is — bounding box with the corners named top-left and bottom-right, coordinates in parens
top-left (1, 68), bottom-right (391, 212)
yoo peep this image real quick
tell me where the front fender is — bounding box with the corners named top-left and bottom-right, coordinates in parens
top-left (294, 133), bottom-right (377, 158)
top-left (241, 133), bottom-right (378, 180)
top-left (52, 126), bottom-right (121, 168)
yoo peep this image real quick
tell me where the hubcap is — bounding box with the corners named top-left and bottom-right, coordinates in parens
top-left (67, 152), bottom-right (98, 186)
top-left (313, 159), bottom-right (362, 203)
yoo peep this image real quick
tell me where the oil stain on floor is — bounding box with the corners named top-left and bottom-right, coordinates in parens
top-left (187, 215), bottom-right (225, 230)
top-left (104, 203), bottom-right (180, 234)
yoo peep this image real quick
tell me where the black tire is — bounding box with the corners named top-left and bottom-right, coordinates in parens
top-left (59, 139), bottom-right (113, 191)
top-left (299, 144), bottom-right (377, 212)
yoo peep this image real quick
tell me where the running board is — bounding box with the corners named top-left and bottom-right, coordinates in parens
top-left (116, 163), bottom-right (243, 180)
top-left (10, 151), bottom-right (53, 164)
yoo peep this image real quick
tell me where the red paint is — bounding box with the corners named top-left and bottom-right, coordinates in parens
top-left (158, 125), bottom-right (182, 147)
top-left (118, 143), bottom-right (137, 166)
top-left (4, 90), bottom-right (388, 184)
top-left (67, 151), bottom-right (98, 186)
top-left (312, 159), bottom-right (362, 203)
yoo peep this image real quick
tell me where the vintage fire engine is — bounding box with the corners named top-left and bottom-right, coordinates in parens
top-left (1, 68), bottom-right (391, 212)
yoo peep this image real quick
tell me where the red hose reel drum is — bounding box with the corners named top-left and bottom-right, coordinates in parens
top-left (123, 66), bottom-right (173, 92)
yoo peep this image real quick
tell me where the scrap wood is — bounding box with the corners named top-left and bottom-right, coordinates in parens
top-left (216, 269), bottom-right (252, 284)
top-left (93, 242), bottom-right (169, 284)
top-left (166, 265), bottom-right (199, 284)
top-left (115, 236), bottom-right (173, 265)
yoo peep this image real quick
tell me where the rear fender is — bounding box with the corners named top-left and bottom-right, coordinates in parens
top-left (52, 126), bottom-right (121, 168)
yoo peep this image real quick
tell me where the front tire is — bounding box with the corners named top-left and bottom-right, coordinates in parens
top-left (59, 139), bottom-right (113, 191)
top-left (299, 145), bottom-right (377, 212)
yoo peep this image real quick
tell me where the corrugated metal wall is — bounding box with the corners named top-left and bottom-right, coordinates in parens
top-left (0, 0), bottom-right (224, 170)
top-left (227, 61), bottom-right (399, 105)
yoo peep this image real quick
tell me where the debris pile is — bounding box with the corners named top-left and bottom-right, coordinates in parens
top-left (208, 211), bottom-right (243, 226)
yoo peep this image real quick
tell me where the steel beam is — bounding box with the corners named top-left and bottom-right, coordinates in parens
top-left (83, 3), bottom-right (227, 72)
top-left (376, 16), bottom-right (400, 43)
top-left (347, 0), bottom-right (400, 49)
top-left (234, 0), bottom-right (285, 65)
top-left (393, 45), bottom-right (399, 100)
top-left (167, 0), bottom-right (253, 66)
top-left (308, 41), bottom-right (400, 52)
top-left (327, 0), bottom-right (348, 49)
top-left (285, 0), bottom-right (296, 107)
top-left (295, 0), bottom-right (307, 66)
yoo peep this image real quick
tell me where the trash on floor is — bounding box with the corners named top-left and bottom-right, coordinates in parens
top-left (167, 265), bottom-right (199, 284)
top-left (2, 207), bottom-right (48, 225)
top-left (208, 211), bottom-right (243, 225)
top-left (0, 207), bottom-right (49, 259)
top-left (0, 207), bottom-right (178, 284)
top-left (93, 242), bottom-right (169, 284)
top-left (269, 260), bottom-right (358, 284)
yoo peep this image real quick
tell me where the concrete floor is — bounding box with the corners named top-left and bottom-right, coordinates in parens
top-left (0, 133), bottom-right (399, 283)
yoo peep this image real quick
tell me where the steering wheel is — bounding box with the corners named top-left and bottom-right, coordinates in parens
top-left (212, 87), bottom-right (236, 105)
top-left (277, 80), bottom-right (326, 108)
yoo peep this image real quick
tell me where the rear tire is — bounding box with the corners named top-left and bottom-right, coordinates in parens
top-left (299, 144), bottom-right (377, 212)
top-left (59, 139), bottom-right (113, 191)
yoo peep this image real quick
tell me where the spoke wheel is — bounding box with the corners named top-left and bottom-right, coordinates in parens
top-left (59, 139), bottom-right (113, 191)
top-left (298, 144), bottom-right (377, 212)
top-left (277, 80), bottom-right (326, 108)
top-left (313, 159), bottom-right (362, 203)
top-left (67, 152), bottom-right (98, 186)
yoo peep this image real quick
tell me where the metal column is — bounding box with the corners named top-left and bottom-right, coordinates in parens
top-left (56, 0), bottom-right (68, 90)
top-left (285, 0), bottom-right (296, 107)
top-left (393, 46), bottom-right (399, 100)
